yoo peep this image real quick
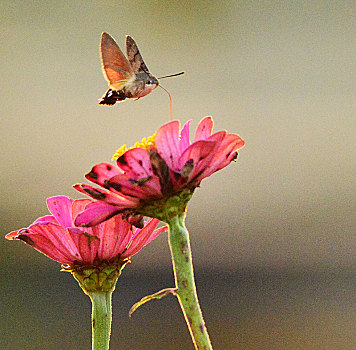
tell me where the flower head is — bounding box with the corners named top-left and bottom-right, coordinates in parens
top-left (6, 196), bottom-right (167, 292)
top-left (74, 117), bottom-right (245, 225)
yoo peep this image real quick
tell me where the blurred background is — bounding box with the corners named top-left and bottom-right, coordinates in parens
top-left (1, 1), bottom-right (355, 349)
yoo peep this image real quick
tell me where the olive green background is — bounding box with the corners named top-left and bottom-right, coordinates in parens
top-left (1, 1), bottom-right (355, 349)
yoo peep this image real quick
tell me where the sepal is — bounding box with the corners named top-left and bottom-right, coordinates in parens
top-left (63, 258), bottom-right (130, 294)
top-left (138, 188), bottom-right (193, 222)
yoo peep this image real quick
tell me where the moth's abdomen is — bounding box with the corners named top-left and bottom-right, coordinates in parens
top-left (99, 89), bottom-right (126, 106)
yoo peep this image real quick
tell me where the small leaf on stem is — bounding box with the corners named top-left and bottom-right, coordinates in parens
top-left (129, 287), bottom-right (178, 317)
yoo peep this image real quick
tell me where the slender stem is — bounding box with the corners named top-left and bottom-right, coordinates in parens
top-left (167, 213), bottom-right (213, 350)
top-left (88, 291), bottom-right (113, 350)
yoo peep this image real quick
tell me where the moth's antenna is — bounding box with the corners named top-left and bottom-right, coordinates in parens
top-left (158, 71), bottom-right (184, 79)
top-left (158, 84), bottom-right (173, 121)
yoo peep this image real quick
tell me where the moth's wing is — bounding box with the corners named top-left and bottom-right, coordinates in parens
top-left (126, 35), bottom-right (151, 75)
top-left (100, 32), bottom-right (135, 89)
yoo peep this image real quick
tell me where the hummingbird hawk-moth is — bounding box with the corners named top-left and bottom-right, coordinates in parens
top-left (99, 32), bottom-right (183, 106)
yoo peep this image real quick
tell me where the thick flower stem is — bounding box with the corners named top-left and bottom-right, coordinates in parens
top-left (88, 291), bottom-right (113, 350)
top-left (167, 213), bottom-right (213, 350)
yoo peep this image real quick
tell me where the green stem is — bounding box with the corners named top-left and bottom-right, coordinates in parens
top-left (167, 213), bottom-right (213, 350)
top-left (88, 291), bottom-right (113, 350)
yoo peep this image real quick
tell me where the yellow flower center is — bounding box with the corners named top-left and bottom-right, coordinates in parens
top-left (112, 134), bottom-right (156, 160)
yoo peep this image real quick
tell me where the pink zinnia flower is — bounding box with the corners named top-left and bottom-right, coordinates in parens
top-left (6, 196), bottom-right (166, 290)
top-left (74, 116), bottom-right (245, 225)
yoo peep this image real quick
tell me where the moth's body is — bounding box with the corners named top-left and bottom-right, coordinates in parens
top-left (100, 73), bottom-right (159, 105)
top-left (99, 33), bottom-right (159, 106)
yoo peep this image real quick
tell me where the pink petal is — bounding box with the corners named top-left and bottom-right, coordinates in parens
top-left (27, 235), bottom-right (74, 264)
top-left (122, 219), bottom-right (167, 258)
top-left (8, 223), bottom-right (80, 264)
top-left (116, 148), bottom-right (153, 180)
top-left (86, 163), bottom-right (123, 187)
top-left (198, 134), bottom-right (245, 180)
top-left (107, 173), bottom-right (162, 199)
top-left (94, 214), bottom-right (132, 260)
top-left (207, 130), bottom-right (227, 142)
top-left (73, 184), bottom-right (139, 207)
top-left (33, 215), bottom-right (57, 225)
top-left (179, 120), bottom-right (191, 153)
top-left (74, 201), bottom-right (122, 227)
top-left (186, 131), bottom-right (226, 178)
top-left (47, 196), bottom-right (74, 228)
top-left (6, 230), bottom-right (24, 240)
top-left (194, 116), bottom-right (214, 141)
top-left (155, 120), bottom-right (181, 169)
top-left (31, 223), bottom-right (81, 258)
top-left (137, 225), bottom-right (167, 250)
top-left (67, 228), bottom-right (100, 264)
top-left (178, 140), bottom-right (217, 178)
top-left (71, 199), bottom-right (93, 221)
